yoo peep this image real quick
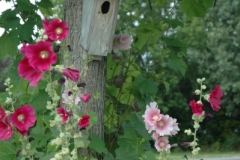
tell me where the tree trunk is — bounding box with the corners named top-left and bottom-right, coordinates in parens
top-left (63, 0), bottom-right (106, 159)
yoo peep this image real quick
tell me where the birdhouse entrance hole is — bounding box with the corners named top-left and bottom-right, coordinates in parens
top-left (101, 1), bottom-right (110, 14)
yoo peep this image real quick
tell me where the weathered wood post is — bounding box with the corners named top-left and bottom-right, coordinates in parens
top-left (63, 0), bottom-right (120, 159)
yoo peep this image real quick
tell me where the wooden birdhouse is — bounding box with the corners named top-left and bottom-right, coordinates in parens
top-left (80, 0), bottom-right (120, 57)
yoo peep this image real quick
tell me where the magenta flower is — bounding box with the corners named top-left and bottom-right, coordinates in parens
top-left (154, 137), bottom-right (171, 152)
top-left (153, 115), bottom-right (173, 136)
top-left (18, 57), bottom-right (43, 86)
top-left (11, 105), bottom-right (36, 131)
top-left (208, 85), bottom-right (223, 111)
top-left (113, 34), bottom-right (132, 53)
top-left (62, 68), bottom-right (80, 82)
top-left (0, 117), bottom-right (13, 140)
top-left (0, 105), bottom-right (6, 121)
top-left (78, 115), bottom-right (90, 128)
top-left (142, 102), bottom-right (162, 126)
top-left (80, 94), bottom-right (91, 103)
top-left (17, 128), bottom-right (29, 136)
top-left (23, 41), bottom-right (57, 72)
top-left (20, 42), bottom-right (27, 54)
top-left (57, 107), bottom-right (69, 124)
top-left (189, 100), bottom-right (204, 116)
top-left (43, 18), bottom-right (69, 41)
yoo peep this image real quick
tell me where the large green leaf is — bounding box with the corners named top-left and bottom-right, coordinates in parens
top-left (37, 0), bottom-right (54, 8)
top-left (180, 0), bottom-right (208, 18)
top-left (0, 9), bottom-right (20, 30)
top-left (167, 55), bottom-right (187, 76)
top-left (115, 147), bottom-right (138, 160)
top-left (0, 142), bottom-right (17, 160)
top-left (89, 134), bottom-right (108, 154)
top-left (19, 19), bottom-right (35, 41)
top-left (29, 90), bottom-right (49, 113)
top-left (134, 74), bottom-right (158, 95)
top-left (16, 0), bottom-right (37, 11)
top-left (0, 33), bottom-right (18, 57)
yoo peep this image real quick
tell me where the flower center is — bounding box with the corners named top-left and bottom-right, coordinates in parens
top-left (153, 115), bottom-right (159, 121)
top-left (160, 142), bottom-right (165, 147)
top-left (56, 28), bottom-right (63, 35)
top-left (158, 121), bottom-right (164, 127)
top-left (40, 51), bottom-right (49, 59)
top-left (17, 114), bottom-right (24, 122)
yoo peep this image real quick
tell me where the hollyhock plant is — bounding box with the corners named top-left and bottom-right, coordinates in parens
top-left (23, 41), bottom-right (57, 72)
top-left (0, 117), bottom-right (13, 140)
top-left (169, 117), bottom-right (180, 136)
top-left (189, 100), bottom-right (204, 116)
top-left (80, 94), bottom-right (91, 103)
top-left (0, 105), bottom-right (6, 121)
top-left (62, 90), bottom-right (81, 105)
top-left (18, 57), bottom-right (43, 86)
top-left (17, 128), bottom-right (29, 136)
top-left (207, 85), bottom-right (223, 111)
top-left (142, 102), bottom-right (162, 126)
top-left (57, 107), bottom-right (69, 124)
top-left (11, 105), bottom-right (36, 131)
top-left (154, 137), bottom-right (171, 152)
top-left (62, 68), bottom-right (80, 82)
top-left (43, 18), bottom-right (69, 41)
top-left (154, 115), bottom-right (174, 136)
top-left (78, 115), bottom-right (90, 128)
top-left (113, 34), bottom-right (132, 53)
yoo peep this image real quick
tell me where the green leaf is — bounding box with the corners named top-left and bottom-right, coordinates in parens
top-left (163, 81), bottom-right (169, 92)
top-left (16, 0), bottom-right (37, 11)
top-left (107, 54), bottom-right (121, 80)
top-left (180, 0), bottom-right (207, 18)
top-left (141, 151), bottom-right (158, 160)
top-left (134, 74), bottom-right (158, 95)
top-left (0, 33), bottom-right (18, 57)
top-left (163, 19), bottom-right (184, 29)
top-left (88, 110), bottom-right (98, 129)
top-left (89, 134), bottom-right (108, 154)
top-left (165, 37), bottom-right (187, 52)
top-left (0, 9), bottom-right (20, 30)
top-left (38, 6), bottom-right (53, 16)
top-left (203, 0), bottom-right (215, 8)
top-left (167, 55), bottom-right (187, 76)
top-left (29, 90), bottom-right (49, 113)
top-left (115, 147), bottom-right (138, 160)
top-left (0, 142), bottom-right (17, 160)
top-left (156, 0), bottom-right (163, 6)
top-left (37, 0), bottom-right (54, 8)
top-left (19, 19), bottom-right (35, 41)
top-left (104, 153), bottom-right (115, 160)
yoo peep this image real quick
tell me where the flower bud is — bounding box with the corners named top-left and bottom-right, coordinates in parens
top-left (26, 143), bottom-right (31, 150)
top-left (194, 89), bottom-right (201, 95)
top-left (201, 85), bottom-right (207, 90)
top-left (184, 129), bottom-right (192, 135)
top-left (197, 78), bottom-right (202, 83)
top-left (201, 77), bottom-right (206, 81)
top-left (193, 122), bottom-right (200, 129)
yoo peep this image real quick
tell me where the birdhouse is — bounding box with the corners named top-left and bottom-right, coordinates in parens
top-left (80, 0), bottom-right (120, 57)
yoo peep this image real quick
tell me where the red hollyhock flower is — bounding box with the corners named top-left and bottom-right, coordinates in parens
top-left (57, 107), bottom-right (69, 124)
top-left (78, 115), bottom-right (90, 128)
top-left (24, 41), bottom-right (57, 72)
top-left (208, 85), bottom-right (223, 111)
top-left (0, 105), bottom-right (6, 121)
top-left (189, 100), bottom-right (204, 116)
top-left (43, 18), bottom-right (69, 41)
top-left (80, 94), bottom-right (91, 103)
top-left (62, 68), bottom-right (80, 82)
top-left (11, 105), bottom-right (36, 131)
top-left (18, 57), bottom-right (43, 86)
top-left (0, 117), bottom-right (13, 140)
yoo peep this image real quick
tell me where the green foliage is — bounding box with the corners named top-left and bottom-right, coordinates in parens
top-left (89, 135), bottom-right (108, 154)
top-left (0, 142), bottom-right (17, 160)
top-left (167, 54), bottom-right (188, 76)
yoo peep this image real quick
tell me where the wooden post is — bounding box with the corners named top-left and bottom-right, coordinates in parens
top-left (63, 0), bottom-right (120, 159)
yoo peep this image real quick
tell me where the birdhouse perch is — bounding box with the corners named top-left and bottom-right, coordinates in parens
top-left (80, 0), bottom-right (120, 57)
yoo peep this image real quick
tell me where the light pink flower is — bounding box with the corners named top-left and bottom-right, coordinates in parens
top-left (62, 90), bottom-right (80, 105)
top-left (152, 132), bottom-right (159, 140)
top-left (113, 34), bottom-right (132, 53)
top-left (43, 18), bottom-right (69, 41)
top-left (78, 115), bottom-right (90, 128)
top-left (189, 100), bottom-right (204, 116)
top-left (0, 105), bottom-right (6, 121)
top-left (62, 68), bottom-right (79, 82)
top-left (0, 117), bottom-right (13, 140)
top-left (80, 94), bottom-right (91, 103)
top-left (169, 117), bottom-right (180, 136)
top-left (24, 41), bottom-right (57, 72)
top-left (18, 57), bottom-right (43, 86)
top-left (208, 85), bottom-right (223, 111)
top-left (154, 137), bottom-right (171, 152)
top-left (142, 102), bottom-right (162, 126)
top-left (57, 107), bottom-right (69, 124)
top-left (154, 115), bottom-right (173, 136)
top-left (11, 105), bottom-right (36, 131)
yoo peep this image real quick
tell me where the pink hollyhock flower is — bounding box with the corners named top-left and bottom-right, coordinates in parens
top-left (20, 42), bottom-right (27, 54)
top-left (154, 115), bottom-right (173, 136)
top-left (169, 117), bottom-right (180, 136)
top-left (144, 121), bottom-right (154, 133)
top-left (57, 107), bottom-right (69, 124)
top-left (80, 94), bottom-right (91, 103)
top-left (154, 137), bottom-right (171, 152)
top-left (0, 105), bottom-right (6, 121)
top-left (208, 85), bottom-right (223, 111)
top-left (78, 115), bottom-right (90, 128)
top-left (142, 102), bottom-right (162, 126)
top-left (113, 34), bottom-right (132, 53)
top-left (62, 68), bottom-right (79, 82)
top-left (0, 117), bottom-right (13, 140)
top-left (62, 90), bottom-right (81, 105)
top-left (18, 57), bottom-right (43, 86)
top-left (11, 105), bottom-right (36, 131)
top-left (43, 18), bottom-right (69, 41)
top-left (189, 100), bottom-right (204, 116)
top-left (17, 128), bottom-right (29, 136)
top-left (152, 132), bottom-right (159, 140)
top-left (24, 41), bottom-right (57, 72)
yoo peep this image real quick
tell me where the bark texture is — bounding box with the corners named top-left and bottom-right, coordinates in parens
top-left (63, 0), bottom-right (106, 159)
